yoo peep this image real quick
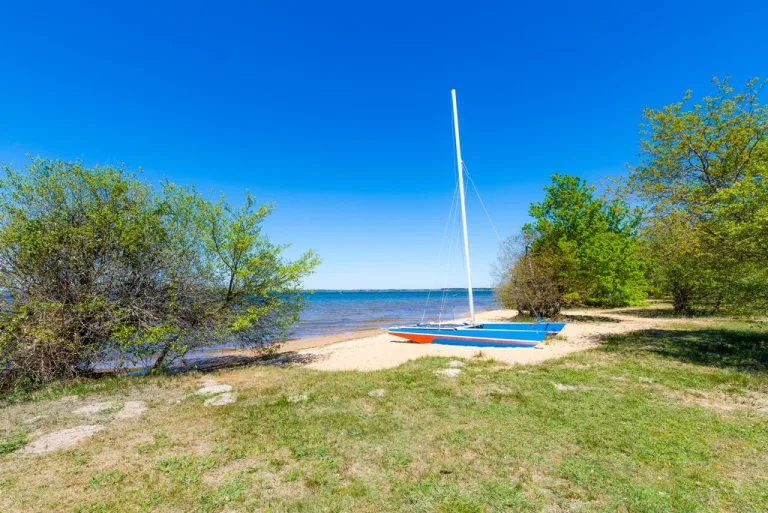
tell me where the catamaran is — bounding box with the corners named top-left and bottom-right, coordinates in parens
top-left (388, 90), bottom-right (565, 348)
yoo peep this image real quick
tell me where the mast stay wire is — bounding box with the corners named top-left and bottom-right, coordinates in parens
top-left (421, 181), bottom-right (460, 323)
top-left (464, 162), bottom-right (543, 322)
top-left (439, 186), bottom-right (462, 323)
top-left (462, 161), bottom-right (504, 245)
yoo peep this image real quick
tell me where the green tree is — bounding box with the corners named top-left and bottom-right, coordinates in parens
top-left (528, 174), bottom-right (647, 307)
top-left (629, 77), bottom-right (768, 312)
top-left (497, 174), bottom-right (647, 316)
top-left (0, 158), bottom-right (319, 389)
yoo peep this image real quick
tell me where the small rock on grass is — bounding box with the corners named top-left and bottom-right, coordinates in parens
top-left (24, 425), bottom-right (104, 455)
top-left (434, 369), bottom-right (462, 377)
top-left (554, 383), bottom-right (578, 391)
top-left (638, 377), bottom-right (654, 383)
top-left (204, 393), bottom-right (237, 406)
top-left (288, 393), bottom-right (309, 403)
top-left (196, 382), bottom-right (233, 395)
top-left (368, 389), bottom-right (387, 397)
top-left (115, 401), bottom-right (147, 419)
top-left (74, 403), bottom-right (114, 415)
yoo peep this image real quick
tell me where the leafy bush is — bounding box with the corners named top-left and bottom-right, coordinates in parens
top-left (0, 158), bottom-right (319, 389)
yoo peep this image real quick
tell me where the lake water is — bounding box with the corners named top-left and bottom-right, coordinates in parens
top-left (89, 289), bottom-right (498, 372)
top-left (293, 289), bottom-right (499, 338)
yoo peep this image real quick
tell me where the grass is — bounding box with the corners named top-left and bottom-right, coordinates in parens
top-left (1, 318), bottom-right (767, 512)
top-left (612, 307), bottom-right (724, 319)
top-left (0, 432), bottom-right (27, 455)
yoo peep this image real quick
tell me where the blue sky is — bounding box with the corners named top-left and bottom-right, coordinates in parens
top-left (1, 1), bottom-right (767, 289)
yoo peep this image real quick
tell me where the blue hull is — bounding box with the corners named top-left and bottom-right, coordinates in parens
top-left (429, 338), bottom-right (545, 348)
top-left (388, 326), bottom-right (549, 347)
top-left (480, 322), bottom-right (566, 334)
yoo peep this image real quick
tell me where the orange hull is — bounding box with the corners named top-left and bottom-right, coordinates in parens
top-left (388, 332), bottom-right (434, 344)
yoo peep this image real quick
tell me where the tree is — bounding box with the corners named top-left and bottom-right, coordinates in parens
top-left (0, 158), bottom-right (319, 390)
top-left (629, 77), bottom-right (768, 312)
top-left (496, 233), bottom-right (567, 318)
top-left (496, 175), bottom-right (647, 316)
top-left (527, 175), bottom-right (646, 307)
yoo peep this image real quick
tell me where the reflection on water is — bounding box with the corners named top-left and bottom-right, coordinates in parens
top-left (295, 289), bottom-right (497, 338)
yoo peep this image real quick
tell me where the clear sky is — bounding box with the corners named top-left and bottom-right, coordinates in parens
top-left (1, 1), bottom-right (767, 289)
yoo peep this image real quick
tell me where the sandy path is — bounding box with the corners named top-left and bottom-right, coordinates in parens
top-left (297, 308), bottom-right (682, 371)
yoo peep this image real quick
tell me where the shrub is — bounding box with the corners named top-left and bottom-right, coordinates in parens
top-left (0, 158), bottom-right (319, 389)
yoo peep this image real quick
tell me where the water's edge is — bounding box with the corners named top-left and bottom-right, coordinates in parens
top-left (294, 288), bottom-right (498, 339)
top-left (99, 289), bottom-right (499, 372)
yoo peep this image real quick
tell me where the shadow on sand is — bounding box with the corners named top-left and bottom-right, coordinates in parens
top-left (563, 314), bottom-right (622, 323)
top-left (612, 308), bottom-right (718, 319)
top-left (168, 351), bottom-right (324, 374)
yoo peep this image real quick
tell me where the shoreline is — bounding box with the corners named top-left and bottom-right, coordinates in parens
top-left (111, 303), bottom-right (729, 374)
top-left (212, 328), bottom-right (388, 357)
top-left (203, 306), bottom-right (500, 360)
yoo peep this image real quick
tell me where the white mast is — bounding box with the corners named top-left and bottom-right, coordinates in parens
top-left (451, 89), bottom-right (475, 324)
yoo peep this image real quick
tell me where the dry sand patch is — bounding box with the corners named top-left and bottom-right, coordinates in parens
top-left (196, 381), bottom-right (233, 395)
top-left (73, 402), bottom-right (115, 415)
top-left (23, 425), bottom-right (104, 455)
top-left (204, 392), bottom-right (237, 406)
top-left (115, 401), bottom-right (147, 419)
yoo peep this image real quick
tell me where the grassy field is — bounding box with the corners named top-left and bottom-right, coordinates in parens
top-left (1, 316), bottom-right (767, 512)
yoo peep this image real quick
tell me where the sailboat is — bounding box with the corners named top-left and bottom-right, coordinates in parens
top-left (388, 90), bottom-right (565, 348)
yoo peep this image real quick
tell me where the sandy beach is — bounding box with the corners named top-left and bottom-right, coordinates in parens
top-left (283, 307), bottom-right (678, 371)
top-left (197, 304), bottom-right (705, 373)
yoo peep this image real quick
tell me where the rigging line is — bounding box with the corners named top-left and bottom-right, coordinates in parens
top-left (454, 172), bottom-right (475, 323)
top-left (439, 194), bottom-right (460, 317)
top-left (462, 162), bottom-right (504, 244)
top-left (421, 181), bottom-right (460, 323)
top-left (440, 227), bottom-right (459, 324)
top-left (439, 190), bottom-right (462, 324)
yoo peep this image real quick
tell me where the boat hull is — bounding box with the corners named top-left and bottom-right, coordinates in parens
top-left (388, 326), bottom-right (547, 347)
top-left (480, 322), bottom-right (566, 334)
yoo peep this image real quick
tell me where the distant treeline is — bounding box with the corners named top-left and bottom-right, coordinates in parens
top-left (0, 159), bottom-right (319, 390)
top-left (497, 77), bottom-right (768, 317)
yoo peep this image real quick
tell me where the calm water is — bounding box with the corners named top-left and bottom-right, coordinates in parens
top-left (92, 289), bottom-right (498, 371)
top-left (293, 289), bottom-right (498, 338)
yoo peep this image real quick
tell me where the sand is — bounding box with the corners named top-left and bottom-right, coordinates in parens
top-left (196, 381), bottom-right (233, 395)
top-left (204, 393), bottom-right (237, 406)
top-left (23, 425), bottom-right (105, 455)
top-left (114, 401), bottom-right (147, 420)
top-left (294, 308), bottom-right (679, 372)
top-left (73, 403), bottom-right (113, 415)
top-left (195, 305), bottom-right (698, 372)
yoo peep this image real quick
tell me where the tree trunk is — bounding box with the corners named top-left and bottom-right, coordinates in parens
top-left (152, 342), bottom-right (173, 372)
